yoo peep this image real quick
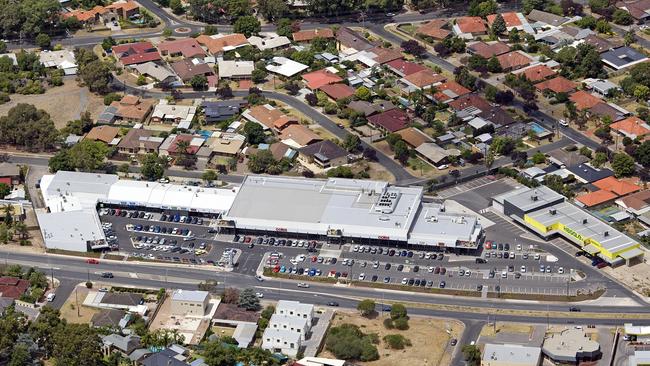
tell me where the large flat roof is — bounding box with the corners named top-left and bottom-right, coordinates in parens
top-left (483, 344), bottom-right (541, 365)
top-left (501, 185), bottom-right (564, 212)
top-left (225, 176), bottom-right (422, 240)
top-left (525, 201), bottom-right (637, 254)
top-left (37, 210), bottom-right (107, 251)
top-left (408, 203), bottom-right (481, 247)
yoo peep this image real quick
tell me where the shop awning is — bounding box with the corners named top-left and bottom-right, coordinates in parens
top-left (582, 244), bottom-right (600, 255)
top-left (618, 247), bottom-right (644, 260)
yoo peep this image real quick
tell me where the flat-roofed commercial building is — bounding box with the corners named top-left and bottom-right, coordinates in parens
top-left (493, 186), bottom-right (644, 266)
top-left (222, 176), bottom-right (482, 248)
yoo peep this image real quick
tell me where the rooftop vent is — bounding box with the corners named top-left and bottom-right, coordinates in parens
top-left (604, 231), bottom-right (609, 237)
top-left (583, 218), bottom-right (588, 224)
top-left (549, 209), bottom-right (557, 215)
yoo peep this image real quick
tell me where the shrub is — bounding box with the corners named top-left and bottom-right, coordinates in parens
top-left (383, 318), bottom-right (394, 329)
top-left (325, 324), bottom-right (379, 361)
top-left (393, 317), bottom-right (409, 330)
top-left (383, 334), bottom-right (412, 349)
top-left (85, 281), bottom-right (93, 289)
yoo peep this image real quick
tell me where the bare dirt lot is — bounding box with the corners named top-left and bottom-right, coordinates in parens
top-left (59, 285), bottom-right (100, 324)
top-left (321, 310), bottom-right (463, 366)
top-left (0, 79), bottom-right (106, 128)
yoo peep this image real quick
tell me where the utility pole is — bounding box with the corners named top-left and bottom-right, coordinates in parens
top-left (50, 267), bottom-right (54, 288)
top-left (75, 287), bottom-right (80, 317)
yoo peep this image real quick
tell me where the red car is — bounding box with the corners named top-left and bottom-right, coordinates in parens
top-left (485, 241), bottom-right (493, 249)
top-left (244, 236), bottom-right (251, 243)
top-left (311, 256), bottom-right (318, 262)
top-left (596, 262), bottom-right (608, 269)
top-left (440, 268), bottom-right (447, 275)
top-left (272, 265), bottom-right (281, 273)
top-left (86, 258), bottom-right (99, 264)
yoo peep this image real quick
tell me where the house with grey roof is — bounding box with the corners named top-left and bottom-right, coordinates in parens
top-left (171, 289), bottom-right (209, 316)
top-left (298, 140), bottom-right (349, 169)
top-left (601, 46), bottom-right (649, 70)
top-left (101, 334), bottom-right (142, 359)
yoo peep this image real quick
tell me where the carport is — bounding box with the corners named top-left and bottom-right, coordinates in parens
top-left (582, 243), bottom-right (600, 256)
top-left (618, 247), bottom-right (645, 266)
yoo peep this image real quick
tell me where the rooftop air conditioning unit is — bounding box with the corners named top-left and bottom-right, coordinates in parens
top-left (550, 209), bottom-right (556, 215)
top-left (583, 219), bottom-right (588, 224)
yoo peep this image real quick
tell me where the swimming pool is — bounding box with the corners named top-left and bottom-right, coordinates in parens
top-left (529, 122), bottom-right (552, 137)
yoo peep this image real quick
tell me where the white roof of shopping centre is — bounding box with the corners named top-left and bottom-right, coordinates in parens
top-left (105, 180), bottom-right (238, 213)
top-left (225, 176), bottom-right (422, 240)
top-left (408, 203), bottom-right (481, 247)
top-left (42, 171), bottom-right (118, 213)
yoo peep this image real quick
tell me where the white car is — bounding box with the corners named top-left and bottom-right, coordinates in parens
top-left (358, 273), bottom-right (366, 281)
top-left (428, 266), bottom-right (435, 273)
top-left (534, 254), bottom-right (541, 260)
top-left (520, 265), bottom-right (526, 273)
top-left (297, 282), bottom-right (310, 288)
top-left (46, 293), bottom-right (56, 302)
top-left (437, 164), bottom-right (449, 170)
top-left (558, 267), bottom-right (565, 274)
top-left (516, 244), bottom-right (522, 251)
top-left (256, 292), bottom-right (264, 298)
top-left (401, 278), bottom-right (408, 285)
top-left (559, 119), bottom-right (569, 127)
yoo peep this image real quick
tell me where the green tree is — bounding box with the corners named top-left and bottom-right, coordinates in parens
top-left (247, 150), bottom-right (276, 174)
top-left (233, 16), bottom-right (261, 37)
top-left (190, 75), bottom-right (208, 90)
top-left (8, 343), bottom-right (30, 366)
top-left (383, 334), bottom-right (411, 349)
top-left (202, 169), bottom-right (218, 183)
top-left (136, 74), bottom-right (147, 86)
top-left (354, 86), bottom-right (371, 101)
top-left (238, 288), bottom-right (261, 311)
top-left (52, 323), bottom-right (103, 365)
top-left (0, 41), bottom-right (6, 53)
top-left (393, 317), bottom-right (409, 330)
top-left (251, 68), bottom-right (267, 83)
top-left (487, 56), bottom-right (502, 73)
top-left (390, 303), bottom-right (407, 320)
top-left (342, 134), bottom-right (361, 152)
top-left (170, 0), bottom-right (184, 13)
top-left (0, 103), bottom-right (58, 151)
top-left (48, 140), bottom-right (110, 172)
top-left (0, 183), bottom-right (10, 198)
top-left (612, 153), bottom-right (635, 177)
top-left (79, 60), bottom-right (112, 94)
top-left (35, 33), bottom-right (51, 49)
top-left (140, 153), bottom-right (166, 181)
top-left (491, 14), bottom-right (506, 35)
top-left (101, 36), bottom-right (116, 51)
top-left (29, 306), bottom-right (63, 358)
top-left (243, 122), bottom-right (266, 144)
top-left (531, 151), bottom-right (546, 164)
top-left (203, 340), bottom-right (238, 366)
top-left (276, 18), bottom-right (294, 37)
top-left (257, 0), bottom-right (289, 21)
top-left (462, 344), bottom-right (482, 366)
top-left (636, 141), bottom-right (650, 167)
top-left (591, 152), bottom-right (608, 168)
top-left (612, 9), bottom-right (633, 25)
top-left (326, 324), bottom-right (379, 361)
top-left (356, 299), bottom-right (375, 317)
top-left (634, 85), bottom-right (650, 101)
top-left (393, 140), bottom-right (410, 164)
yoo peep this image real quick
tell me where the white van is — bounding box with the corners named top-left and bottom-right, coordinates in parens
top-left (46, 293), bottom-right (56, 302)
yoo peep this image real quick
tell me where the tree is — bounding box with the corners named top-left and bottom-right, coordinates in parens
top-left (79, 61), bottom-right (112, 94)
top-left (276, 18), bottom-right (294, 37)
top-left (0, 103), bottom-right (58, 151)
top-left (354, 86), bottom-right (371, 101)
top-left (390, 303), bottom-right (407, 320)
top-left (326, 324), bottom-right (379, 361)
top-left (612, 153), bottom-right (635, 177)
top-left (233, 16), bottom-right (261, 37)
top-left (612, 9), bottom-right (633, 25)
top-left (101, 37), bottom-right (116, 51)
top-left (462, 344), bottom-right (482, 366)
top-left (532, 151), bottom-right (546, 164)
top-left (356, 299), bottom-right (375, 317)
top-left (140, 153), bottom-right (166, 181)
top-left (0, 183), bottom-right (10, 199)
top-left (48, 140), bottom-right (110, 173)
top-left (591, 152), bottom-right (608, 168)
top-left (487, 56), bottom-right (502, 73)
top-left (342, 134), bottom-right (361, 152)
top-left (0, 41), bottom-right (6, 53)
top-left (8, 343), bottom-right (31, 366)
top-left (190, 75), bottom-right (208, 90)
top-left (170, 0), bottom-right (184, 13)
top-left (634, 85), bottom-right (650, 101)
top-left (243, 122), bottom-right (266, 144)
top-left (393, 140), bottom-right (410, 164)
top-left (203, 340), bottom-right (238, 366)
top-left (400, 40), bottom-right (426, 57)
top-left (222, 287), bottom-right (240, 303)
top-left (52, 323), bottom-right (103, 366)
top-left (238, 288), bottom-right (261, 311)
top-left (35, 33), bottom-right (51, 49)
top-left (142, 329), bottom-right (185, 348)
top-left (383, 334), bottom-right (411, 349)
top-left (491, 14), bottom-right (506, 35)
top-left (258, 0), bottom-right (289, 21)
top-left (202, 169), bottom-right (218, 183)
top-left (251, 68), bottom-right (267, 84)
top-left (305, 93), bottom-right (318, 106)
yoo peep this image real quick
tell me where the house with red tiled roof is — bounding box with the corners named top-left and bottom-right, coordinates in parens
top-left (535, 76), bottom-right (577, 94)
top-left (105, 1), bottom-right (140, 19)
top-left (616, 190), bottom-right (650, 216)
top-left (486, 12), bottom-right (530, 32)
top-left (160, 134), bottom-right (205, 156)
top-left (292, 28), bottom-right (335, 43)
top-left (367, 109), bottom-right (410, 134)
top-left (242, 104), bottom-right (297, 131)
top-left (279, 125), bottom-right (322, 148)
top-left (385, 59), bottom-right (427, 77)
top-left (518, 64), bottom-right (556, 83)
top-left (302, 69), bottom-right (343, 90)
top-left (575, 189), bottom-right (618, 207)
top-left (157, 38), bottom-right (207, 59)
top-left (496, 51), bottom-right (532, 71)
top-left (593, 176), bottom-right (641, 196)
top-left (467, 41), bottom-right (511, 59)
top-left (400, 69), bottom-right (446, 91)
top-left (452, 17), bottom-right (487, 39)
top-left (196, 34), bottom-right (249, 55)
top-left (569, 90), bottom-right (602, 110)
top-left (416, 19), bottom-right (451, 40)
top-left (0, 277), bottom-right (30, 300)
top-left (616, 0), bottom-right (650, 23)
top-left (171, 59), bottom-right (214, 82)
top-left (112, 42), bottom-right (161, 66)
top-left (610, 116), bottom-right (650, 139)
top-left (433, 81), bottom-right (472, 103)
top-left (319, 83), bottom-right (356, 101)
top-left (396, 127), bottom-right (434, 148)
top-left (367, 47), bottom-right (403, 64)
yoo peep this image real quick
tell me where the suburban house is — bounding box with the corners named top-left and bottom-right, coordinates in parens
top-left (616, 0), bottom-right (650, 23)
top-left (262, 301), bottom-right (315, 357)
top-left (367, 108), bottom-right (410, 134)
top-left (416, 143), bottom-right (461, 167)
top-left (347, 100), bottom-right (396, 117)
top-left (90, 309), bottom-right (130, 329)
top-left (386, 59), bottom-right (427, 77)
top-left (610, 116), bottom-right (650, 139)
top-left (39, 50), bottom-right (77, 75)
top-left (452, 16), bottom-right (487, 39)
top-left (131, 62), bottom-right (177, 84)
top-left (298, 140), bottom-right (348, 169)
top-left (212, 303), bottom-right (260, 348)
top-left (496, 51), bottom-right (532, 72)
top-left (117, 129), bottom-right (164, 156)
top-left (0, 277), bottom-right (30, 300)
top-left (292, 28), bottom-right (335, 43)
top-left (467, 41), bottom-right (511, 59)
top-left (416, 19), bottom-right (451, 41)
top-left (336, 27), bottom-right (376, 52)
top-left (248, 33), bottom-right (291, 50)
top-left (269, 313), bottom-right (309, 341)
top-left (266, 56), bottom-right (309, 77)
top-left (217, 59), bottom-right (254, 80)
top-left (535, 76), bottom-right (577, 94)
top-left (486, 12), bottom-right (533, 33)
top-left (302, 69), bottom-right (343, 90)
top-left (105, 0), bottom-right (140, 19)
top-left (196, 34), bottom-right (249, 55)
top-left (202, 133), bottom-right (246, 157)
top-left (102, 95), bottom-right (155, 124)
top-left (151, 103), bottom-right (197, 129)
top-left (583, 78), bottom-right (621, 97)
top-left (516, 64), bottom-right (556, 83)
top-left (112, 42), bottom-right (161, 67)
top-left (157, 38), bottom-right (207, 59)
top-left (171, 59), bottom-right (214, 82)
top-left (399, 68), bottom-right (446, 92)
top-left (171, 290), bottom-right (209, 317)
top-left (601, 46), bottom-right (649, 70)
top-left (527, 9), bottom-right (570, 27)
top-left (397, 127), bottom-right (435, 148)
top-left (242, 104), bottom-right (297, 131)
top-left (432, 81), bottom-right (472, 103)
top-left (85, 125), bottom-right (121, 145)
top-left (280, 125), bottom-right (322, 148)
top-left (201, 100), bottom-right (246, 123)
top-left (0, 163), bottom-right (20, 187)
top-left (101, 334), bottom-right (150, 365)
top-left (159, 134), bottom-right (205, 156)
top-left (319, 83), bottom-right (356, 101)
